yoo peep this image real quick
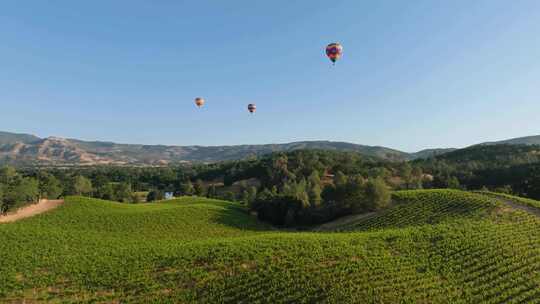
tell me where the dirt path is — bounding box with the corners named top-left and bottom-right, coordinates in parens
top-left (0, 199), bottom-right (64, 223)
top-left (492, 197), bottom-right (540, 217)
top-left (473, 192), bottom-right (540, 217)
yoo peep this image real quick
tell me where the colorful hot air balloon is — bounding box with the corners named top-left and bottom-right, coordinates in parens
top-left (247, 103), bottom-right (256, 113)
top-left (325, 43), bottom-right (343, 65)
top-left (194, 97), bottom-right (205, 108)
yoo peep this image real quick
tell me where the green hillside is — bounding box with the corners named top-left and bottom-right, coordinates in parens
top-left (335, 190), bottom-right (501, 231)
top-left (1, 191), bottom-right (539, 303)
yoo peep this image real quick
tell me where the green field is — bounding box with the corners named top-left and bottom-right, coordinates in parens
top-left (1, 190), bottom-right (539, 303)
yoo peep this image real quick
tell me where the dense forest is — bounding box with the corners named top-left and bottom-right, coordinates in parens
top-left (2, 144), bottom-right (540, 226)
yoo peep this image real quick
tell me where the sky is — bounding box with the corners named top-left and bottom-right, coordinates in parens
top-left (1, 0), bottom-right (540, 152)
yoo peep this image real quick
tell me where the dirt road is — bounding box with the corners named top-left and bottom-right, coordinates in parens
top-left (0, 199), bottom-right (64, 223)
top-left (494, 197), bottom-right (540, 217)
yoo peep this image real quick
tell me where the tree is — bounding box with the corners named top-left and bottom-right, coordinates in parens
top-left (3, 177), bottom-right (40, 211)
top-left (399, 162), bottom-right (413, 188)
top-left (0, 166), bottom-right (17, 184)
top-left (447, 176), bottom-right (461, 189)
top-left (147, 189), bottom-right (165, 202)
top-left (0, 184), bottom-right (5, 214)
top-left (340, 177), bottom-right (367, 213)
top-left (308, 171), bottom-right (321, 187)
top-left (247, 186), bottom-right (257, 203)
top-left (96, 183), bottom-right (115, 200)
top-left (409, 166), bottom-right (424, 189)
top-left (72, 176), bottom-right (93, 196)
top-left (194, 179), bottom-right (206, 196)
top-left (297, 190), bottom-right (310, 209)
top-left (281, 180), bottom-right (294, 197)
top-left (365, 177), bottom-right (391, 211)
top-left (114, 182), bottom-right (133, 203)
top-left (308, 182), bottom-right (322, 207)
top-left (241, 190), bottom-right (250, 205)
top-left (207, 184), bottom-right (217, 198)
top-left (180, 180), bottom-right (194, 196)
top-left (38, 173), bottom-right (63, 199)
top-left (334, 171), bottom-right (348, 187)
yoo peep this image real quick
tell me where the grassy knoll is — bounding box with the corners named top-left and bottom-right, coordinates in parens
top-left (1, 190), bottom-right (539, 303)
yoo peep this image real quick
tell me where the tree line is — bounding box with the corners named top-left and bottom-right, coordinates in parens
top-left (415, 144), bottom-right (540, 199)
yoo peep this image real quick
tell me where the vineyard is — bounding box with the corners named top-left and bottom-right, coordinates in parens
top-left (0, 190), bottom-right (539, 303)
top-left (335, 190), bottom-right (502, 231)
top-left (477, 191), bottom-right (540, 209)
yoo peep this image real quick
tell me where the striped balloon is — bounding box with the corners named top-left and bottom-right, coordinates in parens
top-left (325, 43), bottom-right (343, 64)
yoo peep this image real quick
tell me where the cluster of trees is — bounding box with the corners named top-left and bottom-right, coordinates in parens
top-left (0, 167), bottom-right (39, 214)
top-left (252, 174), bottom-right (391, 226)
top-left (416, 144), bottom-right (540, 199)
top-left (0, 166), bottom-right (145, 213)
top-left (211, 150), bottom-right (402, 225)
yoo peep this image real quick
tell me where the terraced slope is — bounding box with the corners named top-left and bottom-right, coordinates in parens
top-left (1, 191), bottom-right (539, 303)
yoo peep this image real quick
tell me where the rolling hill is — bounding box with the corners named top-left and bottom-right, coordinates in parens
top-left (1, 190), bottom-right (539, 303)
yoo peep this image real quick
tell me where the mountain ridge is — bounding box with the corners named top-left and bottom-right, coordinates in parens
top-left (1, 130), bottom-right (538, 166)
top-left (479, 135), bottom-right (540, 146)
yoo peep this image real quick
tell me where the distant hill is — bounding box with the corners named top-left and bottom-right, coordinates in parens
top-left (480, 135), bottom-right (540, 146)
top-left (0, 131), bottom-right (416, 166)
top-left (1, 130), bottom-right (538, 166)
top-left (0, 131), bottom-right (40, 146)
top-left (409, 148), bottom-right (457, 159)
top-left (427, 144), bottom-right (540, 166)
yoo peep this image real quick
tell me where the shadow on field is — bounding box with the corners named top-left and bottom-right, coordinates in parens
top-left (209, 203), bottom-right (274, 231)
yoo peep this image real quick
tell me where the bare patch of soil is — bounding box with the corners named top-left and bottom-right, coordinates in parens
top-left (0, 199), bottom-right (64, 223)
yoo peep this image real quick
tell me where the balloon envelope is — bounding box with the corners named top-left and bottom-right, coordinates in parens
top-left (247, 104), bottom-right (256, 113)
top-left (325, 43), bottom-right (343, 64)
top-left (195, 97), bottom-right (205, 107)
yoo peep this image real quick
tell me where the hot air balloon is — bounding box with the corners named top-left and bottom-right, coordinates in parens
top-left (247, 104), bottom-right (256, 113)
top-left (325, 43), bottom-right (343, 65)
top-left (194, 97), bottom-right (205, 108)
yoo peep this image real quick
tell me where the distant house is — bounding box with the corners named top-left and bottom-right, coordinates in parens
top-left (164, 192), bottom-right (174, 200)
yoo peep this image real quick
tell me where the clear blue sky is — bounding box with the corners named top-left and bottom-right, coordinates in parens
top-left (1, 0), bottom-right (539, 152)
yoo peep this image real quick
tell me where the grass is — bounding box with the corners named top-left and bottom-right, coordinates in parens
top-left (0, 190), bottom-right (539, 303)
